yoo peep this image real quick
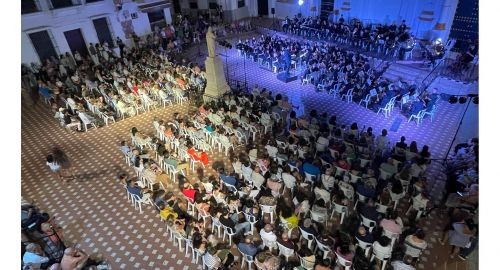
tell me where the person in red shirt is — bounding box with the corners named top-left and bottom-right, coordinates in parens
top-left (182, 183), bottom-right (196, 202)
top-left (186, 142), bottom-right (209, 166)
top-left (131, 81), bottom-right (139, 95)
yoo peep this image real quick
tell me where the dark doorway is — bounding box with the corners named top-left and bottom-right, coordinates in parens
top-left (172, 0), bottom-right (181, 14)
top-left (64, 29), bottom-right (88, 58)
top-left (28, 30), bottom-right (58, 63)
top-left (258, 0), bottom-right (268, 16)
top-left (93, 17), bottom-right (115, 47)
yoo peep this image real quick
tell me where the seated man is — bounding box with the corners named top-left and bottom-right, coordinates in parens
top-left (277, 231), bottom-right (296, 251)
top-left (23, 243), bottom-right (50, 269)
top-left (219, 208), bottom-right (252, 236)
top-left (359, 199), bottom-right (382, 222)
top-left (163, 151), bottom-right (189, 175)
top-left (237, 236), bottom-right (259, 258)
top-left (355, 226), bottom-right (374, 243)
top-left (356, 180), bottom-right (377, 199)
top-left (63, 110), bottom-right (82, 131)
top-left (299, 218), bottom-right (317, 235)
top-left (126, 179), bottom-right (143, 199)
top-left (260, 224), bottom-right (278, 245)
top-left (120, 141), bottom-right (130, 155)
top-left (254, 250), bottom-right (281, 270)
top-left (219, 168), bottom-right (238, 187)
top-left (303, 160), bottom-right (321, 180)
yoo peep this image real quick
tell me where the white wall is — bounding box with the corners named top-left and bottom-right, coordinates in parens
top-left (270, 0), bottom-right (321, 19)
top-left (21, 0), bottom-right (152, 65)
top-left (21, 32), bottom-right (40, 64)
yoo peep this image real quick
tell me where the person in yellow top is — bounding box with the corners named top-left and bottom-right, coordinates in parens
top-left (159, 202), bottom-right (178, 221)
top-left (280, 206), bottom-right (299, 229)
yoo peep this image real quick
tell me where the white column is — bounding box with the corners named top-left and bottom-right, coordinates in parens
top-left (433, 0), bottom-right (459, 42)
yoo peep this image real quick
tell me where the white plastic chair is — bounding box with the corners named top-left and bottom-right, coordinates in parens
top-left (304, 172), bottom-right (317, 187)
top-left (370, 245), bottom-right (391, 270)
top-left (314, 238), bottom-right (332, 260)
top-left (310, 210), bottom-right (328, 227)
top-left (277, 242), bottom-right (295, 262)
top-left (202, 254), bottom-right (219, 270)
top-left (298, 255), bottom-right (315, 270)
top-left (329, 83), bottom-right (341, 98)
top-left (423, 104), bottom-right (437, 122)
top-left (331, 202), bottom-right (348, 224)
top-left (238, 247), bottom-right (255, 270)
top-left (211, 217), bottom-right (223, 238)
top-left (354, 191), bottom-right (369, 209)
top-left (299, 227), bottom-right (316, 250)
top-left (78, 114), bottom-right (97, 132)
top-left (379, 168), bottom-right (394, 181)
top-left (132, 194), bottom-right (153, 213)
top-left (335, 251), bottom-right (353, 270)
top-left (244, 212), bottom-right (258, 235)
top-left (408, 110), bottom-right (426, 126)
top-left (389, 190), bottom-right (405, 210)
top-left (262, 236), bottom-right (278, 251)
top-left (222, 224), bottom-right (237, 246)
top-left (341, 88), bottom-right (354, 103)
top-left (377, 102), bottom-right (392, 118)
top-left (355, 237), bottom-right (373, 257)
top-left (259, 204), bottom-right (277, 222)
top-left (360, 214), bottom-right (377, 233)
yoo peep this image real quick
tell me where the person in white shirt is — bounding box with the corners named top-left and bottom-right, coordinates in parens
top-left (317, 132), bottom-right (330, 150)
top-left (375, 129), bottom-right (389, 152)
top-left (265, 144), bottom-right (278, 159)
top-left (23, 243), bottom-right (50, 269)
top-left (251, 167), bottom-right (265, 189)
top-left (46, 154), bottom-right (62, 180)
top-left (372, 236), bottom-right (393, 259)
top-left (252, 84), bottom-right (260, 97)
top-left (260, 224), bottom-right (278, 249)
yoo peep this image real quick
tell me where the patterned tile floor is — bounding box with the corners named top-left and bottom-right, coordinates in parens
top-left (21, 37), bottom-right (477, 269)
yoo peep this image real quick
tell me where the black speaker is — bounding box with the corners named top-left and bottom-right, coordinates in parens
top-left (271, 8), bottom-right (275, 14)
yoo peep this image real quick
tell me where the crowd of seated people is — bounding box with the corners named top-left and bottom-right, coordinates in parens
top-left (21, 198), bottom-right (111, 270)
top-left (238, 33), bottom-right (440, 122)
top-left (282, 15), bottom-right (414, 58)
top-left (22, 28), bottom-right (207, 133)
top-left (112, 82), bottom-right (453, 269)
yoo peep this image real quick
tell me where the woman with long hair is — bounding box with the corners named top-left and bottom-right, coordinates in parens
top-left (52, 147), bottom-right (76, 183)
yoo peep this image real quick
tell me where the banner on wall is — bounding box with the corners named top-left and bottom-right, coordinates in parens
top-left (117, 2), bottom-right (140, 38)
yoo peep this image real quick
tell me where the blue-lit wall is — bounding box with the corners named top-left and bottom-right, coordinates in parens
top-left (336, 0), bottom-right (449, 40)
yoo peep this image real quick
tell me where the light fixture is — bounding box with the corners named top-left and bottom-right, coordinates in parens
top-left (472, 97), bottom-right (479, 104)
top-left (298, 0), bottom-right (304, 6)
top-left (459, 96), bottom-right (467, 104)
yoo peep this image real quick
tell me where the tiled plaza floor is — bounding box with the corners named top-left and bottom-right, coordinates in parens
top-left (21, 35), bottom-right (477, 269)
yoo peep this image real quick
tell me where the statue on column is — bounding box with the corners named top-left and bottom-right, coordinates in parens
top-left (206, 26), bottom-right (216, 58)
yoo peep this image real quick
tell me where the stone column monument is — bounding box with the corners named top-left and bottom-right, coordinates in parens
top-left (203, 27), bottom-right (230, 102)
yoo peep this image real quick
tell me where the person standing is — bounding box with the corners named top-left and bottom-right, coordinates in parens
top-left (116, 37), bottom-right (125, 58)
top-left (52, 147), bottom-right (76, 183)
top-left (88, 43), bottom-right (99, 66)
top-left (46, 154), bottom-right (62, 182)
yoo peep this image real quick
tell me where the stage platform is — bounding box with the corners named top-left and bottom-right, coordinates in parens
top-left (277, 71), bottom-right (298, 83)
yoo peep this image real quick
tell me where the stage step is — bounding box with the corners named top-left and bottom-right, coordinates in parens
top-left (427, 76), bottom-right (477, 95)
top-left (381, 62), bottom-right (430, 83)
